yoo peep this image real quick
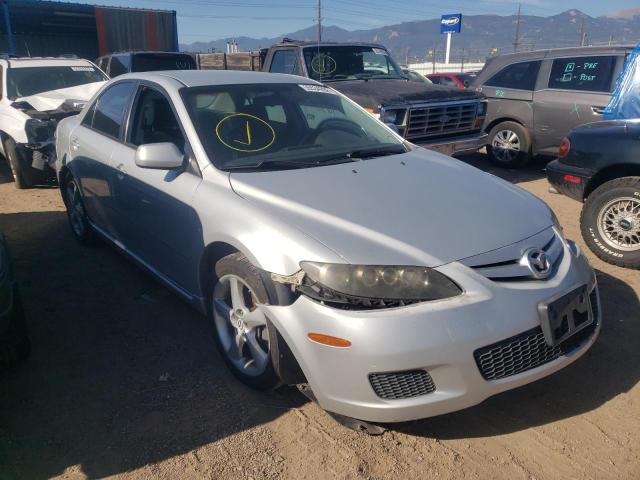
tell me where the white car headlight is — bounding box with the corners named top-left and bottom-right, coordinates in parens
top-left (299, 262), bottom-right (462, 308)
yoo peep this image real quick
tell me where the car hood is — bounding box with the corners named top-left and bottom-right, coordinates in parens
top-left (329, 79), bottom-right (481, 109)
top-left (229, 149), bottom-right (553, 267)
top-left (14, 81), bottom-right (106, 112)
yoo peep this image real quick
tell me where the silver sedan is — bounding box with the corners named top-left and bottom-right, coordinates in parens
top-left (55, 70), bottom-right (600, 430)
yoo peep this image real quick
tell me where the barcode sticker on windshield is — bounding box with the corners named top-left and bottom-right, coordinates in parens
top-left (299, 84), bottom-right (335, 94)
top-left (70, 66), bottom-right (94, 72)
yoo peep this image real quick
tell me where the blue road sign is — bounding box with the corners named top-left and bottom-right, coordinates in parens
top-left (441, 14), bottom-right (462, 34)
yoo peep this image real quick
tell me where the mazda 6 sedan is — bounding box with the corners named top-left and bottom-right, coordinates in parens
top-left (55, 70), bottom-right (600, 431)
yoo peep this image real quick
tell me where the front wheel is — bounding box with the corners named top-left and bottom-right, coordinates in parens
top-left (3, 138), bottom-right (29, 189)
top-left (487, 121), bottom-right (531, 169)
top-left (580, 177), bottom-right (640, 269)
top-left (211, 253), bottom-right (280, 390)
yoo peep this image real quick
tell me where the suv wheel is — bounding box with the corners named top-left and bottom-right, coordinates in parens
top-left (487, 121), bottom-right (531, 169)
top-left (211, 252), bottom-right (281, 390)
top-left (580, 177), bottom-right (640, 269)
top-left (3, 138), bottom-right (29, 189)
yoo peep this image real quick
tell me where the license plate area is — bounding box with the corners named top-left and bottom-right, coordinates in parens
top-left (538, 285), bottom-right (593, 347)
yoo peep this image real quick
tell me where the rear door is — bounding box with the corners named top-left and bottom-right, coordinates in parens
top-left (480, 60), bottom-right (541, 131)
top-left (532, 54), bottom-right (623, 155)
top-left (70, 81), bottom-right (137, 238)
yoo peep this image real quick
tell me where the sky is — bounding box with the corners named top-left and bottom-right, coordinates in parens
top-left (61, 0), bottom-right (640, 44)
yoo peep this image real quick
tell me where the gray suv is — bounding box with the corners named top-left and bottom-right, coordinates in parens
top-left (474, 46), bottom-right (632, 168)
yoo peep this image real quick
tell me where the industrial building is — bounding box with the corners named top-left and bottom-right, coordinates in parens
top-left (0, 0), bottom-right (178, 60)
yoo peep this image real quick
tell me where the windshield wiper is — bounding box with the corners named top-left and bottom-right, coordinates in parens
top-left (226, 156), bottom-right (357, 171)
top-left (346, 144), bottom-right (407, 159)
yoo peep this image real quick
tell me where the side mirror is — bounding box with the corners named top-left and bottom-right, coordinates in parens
top-left (135, 143), bottom-right (184, 170)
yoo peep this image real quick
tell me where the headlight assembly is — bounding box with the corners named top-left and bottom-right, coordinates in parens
top-left (298, 262), bottom-right (462, 309)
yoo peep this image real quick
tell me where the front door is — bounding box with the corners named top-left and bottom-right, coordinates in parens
top-left (533, 55), bottom-right (622, 156)
top-left (111, 85), bottom-right (203, 294)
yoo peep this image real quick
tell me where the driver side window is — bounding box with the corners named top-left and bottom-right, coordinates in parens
top-left (129, 87), bottom-right (185, 151)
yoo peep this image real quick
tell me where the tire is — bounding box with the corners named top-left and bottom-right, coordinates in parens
top-left (210, 252), bottom-right (281, 390)
top-left (487, 121), bottom-right (532, 168)
top-left (3, 138), bottom-right (29, 189)
top-left (0, 288), bottom-right (31, 372)
top-left (62, 175), bottom-right (96, 246)
top-left (580, 177), bottom-right (640, 269)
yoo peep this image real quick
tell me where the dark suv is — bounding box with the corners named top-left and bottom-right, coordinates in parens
top-left (96, 51), bottom-right (197, 78)
top-left (474, 46), bottom-right (632, 168)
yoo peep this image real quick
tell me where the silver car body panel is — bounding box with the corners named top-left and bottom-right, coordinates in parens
top-left (55, 70), bottom-right (598, 423)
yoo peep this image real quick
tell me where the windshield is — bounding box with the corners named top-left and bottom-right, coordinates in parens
top-left (183, 83), bottom-right (406, 171)
top-left (302, 46), bottom-right (406, 82)
top-left (7, 65), bottom-right (107, 99)
top-left (133, 54), bottom-right (197, 72)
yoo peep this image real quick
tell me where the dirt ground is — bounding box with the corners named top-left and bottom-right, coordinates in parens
top-left (0, 154), bottom-right (638, 480)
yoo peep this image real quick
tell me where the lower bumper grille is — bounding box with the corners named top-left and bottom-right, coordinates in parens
top-left (369, 370), bottom-right (435, 399)
top-left (475, 289), bottom-right (599, 381)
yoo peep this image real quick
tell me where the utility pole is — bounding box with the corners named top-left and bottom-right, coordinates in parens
top-left (513, 3), bottom-right (521, 53)
top-left (579, 17), bottom-right (586, 46)
top-left (317, 0), bottom-right (322, 43)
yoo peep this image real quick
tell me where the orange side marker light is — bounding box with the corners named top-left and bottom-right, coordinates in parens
top-left (308, 333), bottom-right (352, 348)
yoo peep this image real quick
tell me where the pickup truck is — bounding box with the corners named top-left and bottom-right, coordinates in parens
top-left (195, 40), bottom-right (488, 156)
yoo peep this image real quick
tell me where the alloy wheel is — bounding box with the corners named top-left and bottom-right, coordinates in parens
top-left (491, 129), bottom-right (521, 164)
top-left (597, 197), bottom-right (640, 251)
top-left (212, 274), bottom-right (271, 376)
top-left (65, 181), bottom-right (86, 237)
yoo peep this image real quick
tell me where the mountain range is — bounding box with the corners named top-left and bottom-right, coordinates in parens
top-left (180, 9), bottom-right (640, 62)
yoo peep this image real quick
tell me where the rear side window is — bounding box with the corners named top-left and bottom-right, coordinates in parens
top-left (109, 55), bottom-right (131, 77)
top-left (548, 56), bottom-right (616, 92)
top-left (90, 82), bottom-right (136, 139)
top-left (269, 50), bottom-right (299, 75)
top-left (485, 60), bottom-right (541, 91)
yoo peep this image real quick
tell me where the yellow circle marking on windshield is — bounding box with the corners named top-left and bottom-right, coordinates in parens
top-left (311, 54), bottom-right (337, 75)
top-left (215, 113), bottom-right (276, 153)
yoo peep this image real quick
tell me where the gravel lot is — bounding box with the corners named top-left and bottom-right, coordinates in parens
top-left (0, 154), bottom-right (638, 480)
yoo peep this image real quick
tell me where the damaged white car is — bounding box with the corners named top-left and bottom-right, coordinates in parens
top-left (0, 56), bottom-right (107, 188)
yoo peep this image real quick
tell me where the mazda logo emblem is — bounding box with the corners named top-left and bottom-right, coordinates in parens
top-left (438, 115), bottom-right (452, 123)
top-left (521, 248), bottom-right (551, 279)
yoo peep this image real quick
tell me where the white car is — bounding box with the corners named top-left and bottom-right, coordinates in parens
top-left (55, 71), bottom-right (600, 433)
top-left (0, 56), bottom-right (107, 188)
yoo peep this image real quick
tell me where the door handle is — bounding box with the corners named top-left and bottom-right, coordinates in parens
top-left (591, 106), bottom-right (606, 115)
top-left (70, 137), bottom-right (80, 151)
top-left (116, 163), bottom-right (127, 180)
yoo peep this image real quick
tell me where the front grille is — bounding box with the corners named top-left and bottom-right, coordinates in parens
top-left (369, 370), bottom-right (436, 399)
top-left (475, 290), bottom-right (599, 381)
top-left (405, 102), bottom-right (479, 139)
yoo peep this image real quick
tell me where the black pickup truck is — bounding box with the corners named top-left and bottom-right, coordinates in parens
top-left (196, 40), bottom-right (488, 156)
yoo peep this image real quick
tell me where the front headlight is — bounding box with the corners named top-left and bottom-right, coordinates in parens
top-left (299, 262), bottom-right (462, 309)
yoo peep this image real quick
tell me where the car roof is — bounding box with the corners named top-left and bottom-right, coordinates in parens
top-left (116, 70), bottom-right (319, 88)
top-left (273, 40), bottom-right (388, 49)
top-left (484, 45), bottom-right (633, 66)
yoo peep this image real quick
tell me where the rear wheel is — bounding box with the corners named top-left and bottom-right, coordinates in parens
top-left (580, 177), bottom-right (640, 269)
top-left (211, 253), bottom-right (280, 390)
top-left (3, 138), bottom-right (29, 189)
top-left (487, 121), bottom-right (531, 168)
top-left (63, 176), bottom-right (95, 245)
